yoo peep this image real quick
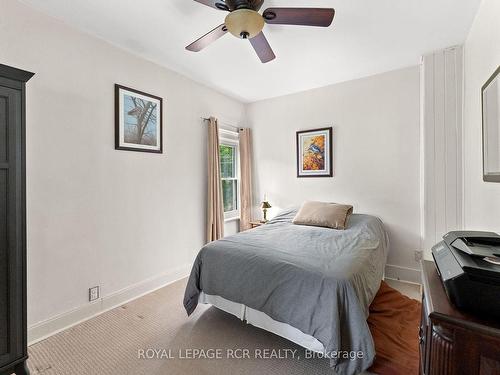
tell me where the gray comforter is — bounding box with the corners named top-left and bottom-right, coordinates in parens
top-left (184, 208), bottom-right (389, 374)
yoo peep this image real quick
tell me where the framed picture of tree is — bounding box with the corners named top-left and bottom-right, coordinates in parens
top-left (115, 84), bottom-right (163, 153)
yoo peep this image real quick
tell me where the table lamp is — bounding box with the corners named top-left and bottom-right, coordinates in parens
top-left (261, 197), bottom-right (272, 223)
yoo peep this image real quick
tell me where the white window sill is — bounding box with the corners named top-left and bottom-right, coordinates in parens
top-left (224, 216), bottom-right (240, 223)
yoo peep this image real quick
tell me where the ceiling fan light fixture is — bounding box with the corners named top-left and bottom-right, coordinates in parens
top-left (224, 9), bottom-right (264, 39)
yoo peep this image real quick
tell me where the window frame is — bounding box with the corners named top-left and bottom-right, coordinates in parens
top-left (219, 130), bottom-right (240, 221)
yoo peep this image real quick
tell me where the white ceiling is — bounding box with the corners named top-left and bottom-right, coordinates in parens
top-left (19, 0), bottom-right (481, 102)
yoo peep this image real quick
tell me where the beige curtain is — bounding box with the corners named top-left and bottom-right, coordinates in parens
top-left (206, 117), bottom-right (224, 242)
top-left (239, 128), bottom-right (253, 231)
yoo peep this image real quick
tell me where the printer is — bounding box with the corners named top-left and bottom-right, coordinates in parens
top-left (431, 231), bottom-right (500, 318)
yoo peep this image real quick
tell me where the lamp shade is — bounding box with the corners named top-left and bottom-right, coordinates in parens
top-left (225, 9), bottom-right (265, 39)
top-left (261, 201), bottom-right (272, 209)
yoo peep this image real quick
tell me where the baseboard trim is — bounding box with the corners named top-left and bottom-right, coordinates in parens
top-left (28, 263), bottom-right (420, 344)
top-left (28, 264), bottom-right (191, 345)
top-left (384, 264), bottom-right (421, 284)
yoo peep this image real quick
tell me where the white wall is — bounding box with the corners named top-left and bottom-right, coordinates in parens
top-left (0, 0), bottom-right (245, 340)
top-left (421, 47), bottom-right (463, 256)
top-left (463, 0), bottom-right (500, 231)
top-left (246, 67), bottom-right (422, 281)
top-left (0, 0), bottom-right (451, 341)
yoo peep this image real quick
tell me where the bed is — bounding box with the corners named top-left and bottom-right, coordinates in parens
top-left (184, 207), bottom-right (389, 374)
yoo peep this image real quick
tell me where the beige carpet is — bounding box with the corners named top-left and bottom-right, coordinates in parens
top-left (27, 278), bottom-right (420, 375)
top-left (27, 278), bottom-right (337, 375)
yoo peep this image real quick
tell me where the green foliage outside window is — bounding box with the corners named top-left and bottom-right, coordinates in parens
top-left (220, 144), bottom-right (238, 212)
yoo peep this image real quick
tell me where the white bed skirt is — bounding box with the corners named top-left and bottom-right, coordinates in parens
top-left (199, 292), bottom-right (325, 353)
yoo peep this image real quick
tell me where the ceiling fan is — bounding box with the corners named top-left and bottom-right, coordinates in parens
top-left (186, 0), bottom-right (335, 63)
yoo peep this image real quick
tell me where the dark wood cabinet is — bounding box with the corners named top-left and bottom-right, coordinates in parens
top-left (420, 260), bottom-right (500, 375)
top-left (0, 64), bottom-right (34, 375)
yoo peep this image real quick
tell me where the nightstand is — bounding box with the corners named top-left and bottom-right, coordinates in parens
top-left (250, 221), bottom-right (265, 228)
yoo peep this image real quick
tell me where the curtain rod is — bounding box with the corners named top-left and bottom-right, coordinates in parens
top-left (201, 117), bottom-right (242, 132)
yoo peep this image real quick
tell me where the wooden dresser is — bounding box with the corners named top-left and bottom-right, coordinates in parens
top-left (420, 260), bottom-right (500, 375)
top-left (0, 64), bottom-right (34, 375)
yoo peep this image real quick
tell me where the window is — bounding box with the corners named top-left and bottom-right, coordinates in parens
top-left (219, 139), bottom-right (239, 220)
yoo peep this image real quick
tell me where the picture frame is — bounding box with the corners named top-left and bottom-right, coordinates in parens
top-left (482, 65), bottom-right (500, 182)
top-left (115, 84), bottom-right (163, 153)
top-left (296, 127), bottom-right (333, 178)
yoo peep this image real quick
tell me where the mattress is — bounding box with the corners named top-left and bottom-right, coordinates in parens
top-left (184, 207), bottom-right (389, 374)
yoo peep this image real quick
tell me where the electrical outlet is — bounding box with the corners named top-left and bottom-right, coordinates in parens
top-left (89, 286), bottom-right (100, 302)
top-left (414, 250), bottom-right (423, 262)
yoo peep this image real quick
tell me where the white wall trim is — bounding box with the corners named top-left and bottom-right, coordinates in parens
top-left (459, 45), bottom-right (466, 230)
top-left (28, 264), bottom-right (191, 346)
top-left (384, 264), bottom-right (421, 284)
top-left (27, 262), bottom-right (420, 345)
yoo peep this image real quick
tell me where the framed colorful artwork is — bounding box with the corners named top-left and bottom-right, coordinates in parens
top-left (115, 84), bottom-right (163, 153)
top-left (296, 127), bottom-right (333, 178)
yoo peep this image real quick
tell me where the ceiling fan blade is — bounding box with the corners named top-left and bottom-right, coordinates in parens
top-left (251, 0), bottom-right (265, 11)
top-left (263, 8), bottom-right (335, 27)
top-left (249, 32), bottom-right (276, 63)
top-left (186, 24), bottom-right (228, 52)
top-left (193, 0), bottom-right (232, 11)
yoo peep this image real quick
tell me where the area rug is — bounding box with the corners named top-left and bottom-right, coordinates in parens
top-left (368, 281), bottom-right (421, 375)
